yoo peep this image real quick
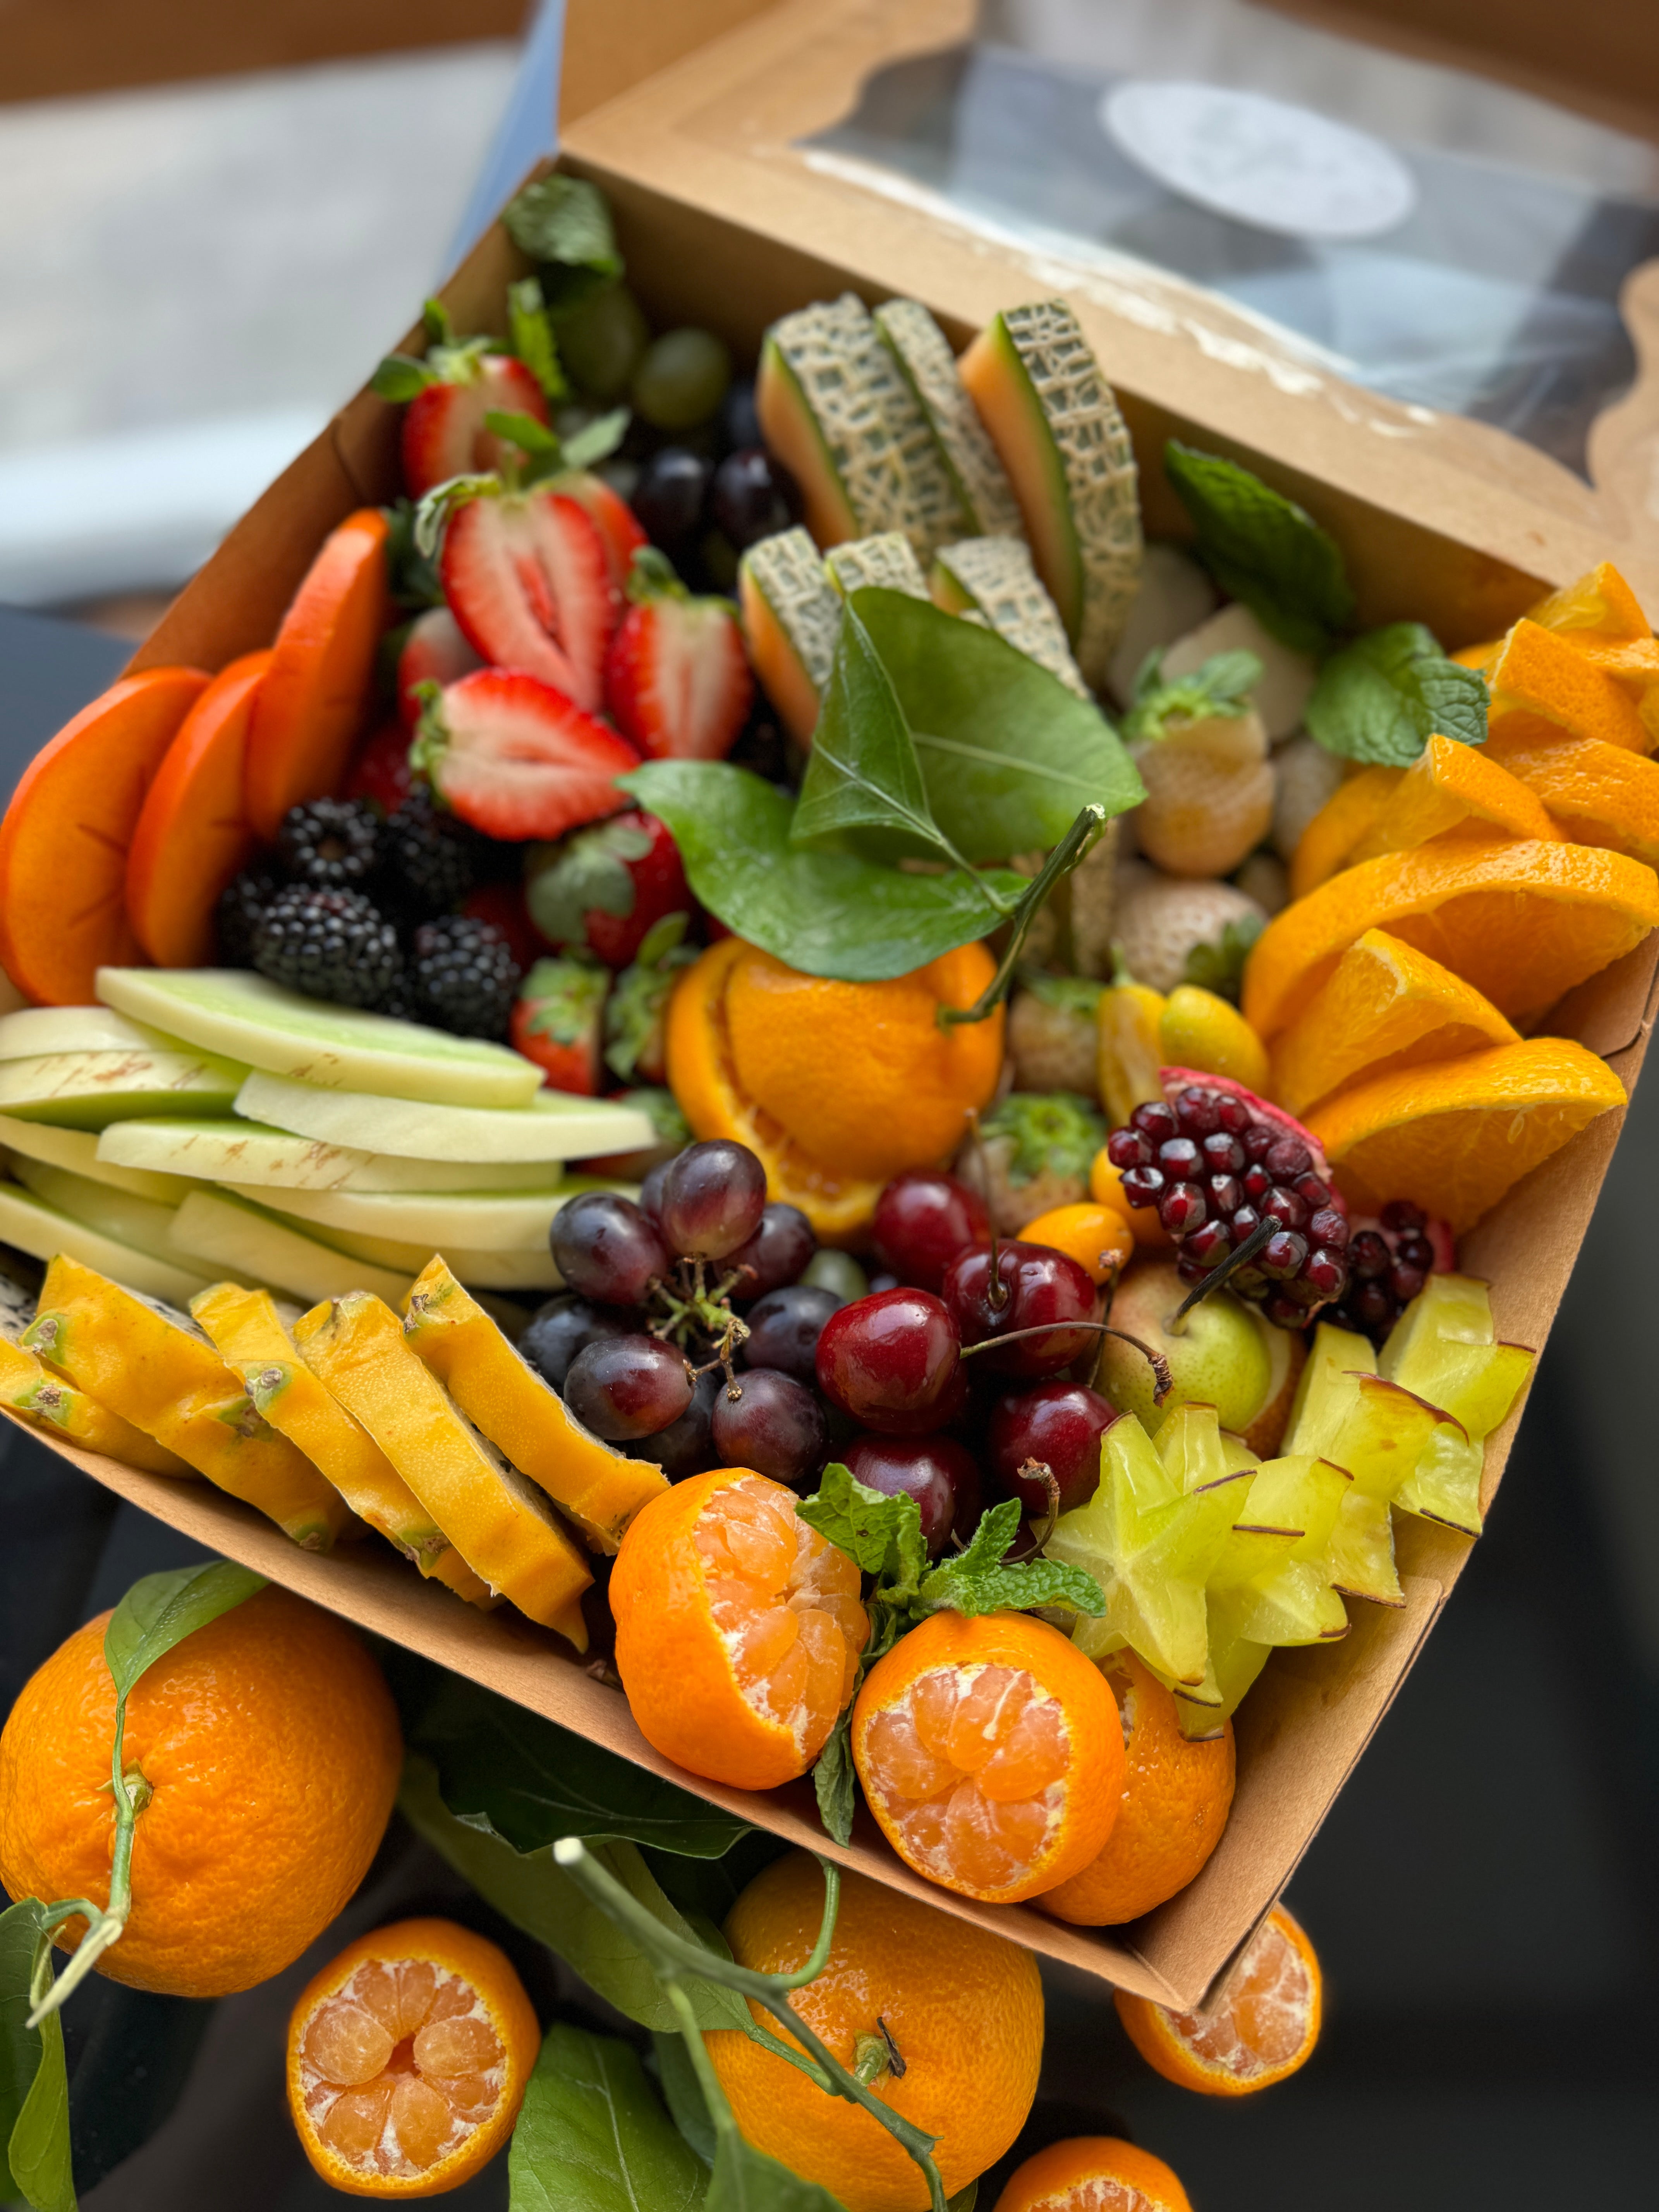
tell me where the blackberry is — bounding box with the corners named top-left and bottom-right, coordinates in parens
top-left (252, 886), bottom-right (403, 1009)
top-left (275, 797), bottom-right (381, 889)
top-left (411, 915), bottom-right (521, 1039)
top-left (216, 869), bottom-right (280, 965)
top-left (382, 786), bottom-right (483, 915)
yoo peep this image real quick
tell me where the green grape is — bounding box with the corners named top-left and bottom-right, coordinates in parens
top-left (560, 283), bottom-right (649, 401)
top-left (802, 1248), bottom-right (867, 1303)
top-left (631, 327), bottom-right (732, 431)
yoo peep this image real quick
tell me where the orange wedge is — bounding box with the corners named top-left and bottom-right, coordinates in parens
top-left (1527, 561), bottom-right (1651, 642)
top-left (1306, 1038), bottom-right (1625, 1234)
top-left (1487, 619), bottom-right (1649, 753)
top-left (1346, 733), bottom-right (1559, 864)
top-left (1453, 641), bottom-right (1500, 673)
top-left (1288, 766), bottom-right (1403, 900)
top-left (1486, 729), bottom-right (1659, 871)
top-left (1269, 927), bottom-right (1519, 1119)
top-left (1244, 836), bottom-right (1659, 1038)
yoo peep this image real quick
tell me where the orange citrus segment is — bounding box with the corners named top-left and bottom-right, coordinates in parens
top-left (611, 1467), bottom-right (867, 1790)
top-left (287, 1917), bottom-right (539, 2197)
top-left (1486, 728), bottom-right (1659, 871)
top-left (852, 1611), bottom-right (1121, 1905)
top-left (1488, 618), bottom-right (1649, 752)
top-left (1243, 836), bottom-right (1659, 1038)
top-left (1268, 927), bottom-right (1520, 1120)
top-left (1527, 561), bottom-right (1651, 642)
top-left (1345, 732), bottom-right (1559, 864)
top-left (993, 2135), bottom-right (1195, 2212)
top-left (1288, 766), bottom-right (1403, 900)
top-left (1307, 1037), bottom-right (1626, 1234)
top-left (1114, 1903), bottom-right (1321, 2097)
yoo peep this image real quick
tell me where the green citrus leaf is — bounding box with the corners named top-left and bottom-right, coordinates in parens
top-left (2, 1900), bottom-right (75, 2212)
top-left (505, 176), bottom-right (624, 283)
top-left (794, 603), bottom-right (962, 867)
top-left (102, 1561), bottom-right (265, 1704)
top-left (651, 2032), bottom-right (717, 2167)
top-left (508, 2024), bottom-right (706, 2212)
top-left (704, 2122), bottom-right (850, 2212)
top-left (810, 1710), bottom-right (858, 1849)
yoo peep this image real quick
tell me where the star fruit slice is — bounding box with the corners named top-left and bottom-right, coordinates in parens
top-left (1378, 1276), bottom-right (1536, 1534)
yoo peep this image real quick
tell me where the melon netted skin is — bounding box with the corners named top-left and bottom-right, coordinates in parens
top-left (931, 537), bottom-right (1091, 699)
top-left (824, 531), bottom-right (929, 601)
top-left (737, 527), bottom-right (842, 745)
top-left (756, 294), bottom-right (968, 557)
top-left (874, 298), bottom-right (1025, 540)
top-left (959, 298), bottom-right (1142, 690)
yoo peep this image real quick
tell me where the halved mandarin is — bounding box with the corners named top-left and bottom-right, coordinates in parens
top-left (1114, 1902), bottom-right (1322, 2097)
top-left (993, 2134), bottom-right (1194, 2212)
top-left (285, 1917), bottom-right (539, 2197)
top-left (610, 1467), bottom-right (868, 1790)
top-left (852, 1611), bottom-right (1122, 1905)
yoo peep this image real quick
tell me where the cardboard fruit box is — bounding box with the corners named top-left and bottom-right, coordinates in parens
top-left (13, 4), bottom-right (1659, 2014)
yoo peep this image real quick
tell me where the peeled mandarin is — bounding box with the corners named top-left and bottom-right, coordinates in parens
top-left (1114, 1904), bottom-right (1321, 2097)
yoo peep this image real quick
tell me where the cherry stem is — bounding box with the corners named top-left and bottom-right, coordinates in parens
top-left (1007, 1460), bottom-right (1062, 1557)
top-left (1167, 1216), bottom-right (1278, 1334)
top-left (965, 1110), bottom-right (1008, 1311)
top-left (957, 1324), bottom-right (1174, 1402)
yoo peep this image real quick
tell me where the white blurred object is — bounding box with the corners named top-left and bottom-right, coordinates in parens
top-left (1161, 601), bottom-right (1316, 743)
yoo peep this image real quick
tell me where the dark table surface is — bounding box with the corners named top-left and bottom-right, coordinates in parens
top-left (2, 606), bottom-right (1656, 2209)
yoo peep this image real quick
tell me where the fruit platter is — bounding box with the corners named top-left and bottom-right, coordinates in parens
top-left (3, 156), bottom-right (1657, 2094)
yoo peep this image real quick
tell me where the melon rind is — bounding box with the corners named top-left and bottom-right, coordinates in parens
top-left (930, 537), bottom-right (1091, 700)
top-left (757, 294), bottom-right (966, 557)
top-left (960, 299), bottom-right (1142, 689)
top-left (738, 529), bottom-right (841, 745)
top-left (824, 533), bottom-right (929, 601)
top-left (235, 1070), bottom-right (654, 1164)
top-left (874, 298), bottom-right (1025, 539)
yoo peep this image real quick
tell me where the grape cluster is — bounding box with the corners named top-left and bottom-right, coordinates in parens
top-left (1107, 1086), bottom-right (1350, 1331)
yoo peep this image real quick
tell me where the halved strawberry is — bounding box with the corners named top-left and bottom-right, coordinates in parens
top-left (410, 668), bottom-right (637, 842)
top-left (510, 955), bottom-right (610, 1095)
top-left (401, 355), bottom-right (550, 497)
top-left (603, 548), bottom-right (752, 761)
top-left (545, 469), bottom-right (647, 592)
top-left (440, 489), bottom-right (618, 712)
top-left (523, 809), bottom-right (689, 969)
top-left (342, 721), bottom-right (414, 815)
top-left (397, 605), bottom-right (482, 728)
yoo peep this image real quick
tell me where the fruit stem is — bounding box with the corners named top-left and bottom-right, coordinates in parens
top-left (1167, 1216), bottom-right (1278, 1334)
top-left (938, 804), bottom-right (1108, 1029)
top-left (958, 1323), bottom-right (1174, 1403)
top-left (25, 1733), bottom-right (147, 2028)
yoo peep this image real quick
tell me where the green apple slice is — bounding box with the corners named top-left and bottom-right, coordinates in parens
top-left (98, 967), bottom-right (541, 1110)
top-left (0, 1006), bottom-right (166, 1060)
top-left (169, 1188), bottom-right (413, 1307)
top-left (237, 1070), bottom-right (654, 1164)
top-left (10, 1157), bottom-right (191, 1273)
top-left (234, 1181), bottom-right (568, 1254)
top-left (1, 1113), bottom-right (189, 1204)
top-left (0, 1178), bottom-right (215, 1305)
top-left (94, 1117), bottom-right (568, 1194)
top-left (0, 1046), bottom-right (247, 1130)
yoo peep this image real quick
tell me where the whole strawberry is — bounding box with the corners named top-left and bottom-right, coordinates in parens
top-left (523, 810), bottom-right (690, 969)
top-left (509, 955), bottom-right (610, 1095)
top-left (604, 547), bottom-right (752, 760)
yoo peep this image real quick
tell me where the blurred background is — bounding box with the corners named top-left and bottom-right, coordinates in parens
top-left (3, 1), bottom-right (1659, 2204)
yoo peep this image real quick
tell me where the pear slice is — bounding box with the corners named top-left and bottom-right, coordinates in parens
top-left (0, 1046), bottom-right (245, 1129)
top-left (2, 1112), bottom-right (189, 1204)
top-left (168, 1188), bottom-right (413, 1307)
top-left (24, 1255), bottom-right (351, 1548)
top-left (0, 1329), bottom-right (191, 1477)
top-left (402, 1257), bottom-right (666, 1551)
top-left (0, 1177), bottom-right (215, 1305)
top-left (231, 1180), bottom-right (568, 1254)
top-left (294, 1290), bottom-right (591, 1644)
top-left (283, 1215), bottom-right (560, 1293)
top-left (97, 1116), bottom-right (568, 1194)
top-left (237, 1069), bottom-right (654, 1165)
top-left (0, 1006), bottom-right (167, 1060)
top-left (11, 1157), bottom-right (190, 1273)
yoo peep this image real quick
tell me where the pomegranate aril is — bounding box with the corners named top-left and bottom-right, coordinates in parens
top-left (1176, 1087), bottom-right (1221, 1136)
top-left (1158, 1136), bottom-right (1201, 1176)
top-left (1207, 1173), bottom-right (1241, 1214)
top-left (1266, 1292), bottom-right (1309, 1329)
top-left (1265, 1138), bottom-right (1312, 1180)
top-left (1261, 1230), bottom-right (1307, 1280)
top-left (1159, 1182), bottom-right (1207, 1235)
top-left (1305, 1249), bottom-right (1348, 1298)
top-left (1107, 1127), bottom-right (1151, 1170)
top-left (1295, 1173), bottom-right (1329, 1207)
top-left (1120, 1165), bottom-right (1164, 1208)
top-left (1242, 1163), bottom-right (1272, 1203)
top-left (1217, 1094), bottom-right (1251, 1134)
top-left (1202, 1131), bottom-right (1245, 1174)
top-left (1263, 1187), bottom-right (1308, 1232)
top-left (1349, 1231), bottom-right (1391, 1280)
top-left (1177, 1254), bottom-right (1208, 1285)
top-left (1230, 1204), bottom-right (1261, 1241)
top-left (1242, 1124), bottom-right (1275, 1163)
top-left (1381, 1199), bottom-right (1427, 1234)
top-left (1186, 1219), bottom-right (1232, 1266)
top-left (1309, 1207), bottom-right (1348, 1249)
top-left (1390, 1262), bottom-right (1428, 1302)
top-left (1131, 1101), bottom-right (1178, 1144)
top-left (1397, 1233), bottom-right (1434, 1271)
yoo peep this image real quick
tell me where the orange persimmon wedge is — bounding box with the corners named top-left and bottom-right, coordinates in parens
top-left (0, 666), bottom-right (210, 1004)
top-left (127, 651), bottom-right (270, 967)
top-left (246, 509), bottom-right (390, 840)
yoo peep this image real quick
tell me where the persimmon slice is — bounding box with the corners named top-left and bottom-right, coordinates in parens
top-left (127, 650), bottom-right (270, 967)
top-left (0, 666), bottom-right (209, 1004)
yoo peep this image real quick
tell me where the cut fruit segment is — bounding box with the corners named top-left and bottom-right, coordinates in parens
top-left (438, 486), bottom-right (616, 713)
top-left (1308, 1038), bottom-right (1627, 1235)
top-left (0, 1006), bottom-right (162, 1060)
top-left (851, 1609), bottom-right (1122, 1905)
top-left (930, 537), bottom-right (1091, 699)
top-left (0, 1112), bottom-right (189, 1204)
top-left (1487, 617), bottom-right (1650, 752)
top-left (402, 1256), bottom-right (666, 1551)
top-left (1345, 733), bottom-right (1560, 863)
top-left (169, 1188), bottom-right (414, 1307)
top-left (873, 298), bottom-right (1026, 539)
top-left (97, 968), bottom-right (540, 1110)
top-left (294, 1291), bottom-right (591, 1643)
top-left (737, 528), bottom-right (841, 745)
top-left (994, 2135), bottom-right (1195, 2212)
top-left (0, 666), bottom-right (210, 1005)
top-left (1486, 728), bottom-right (1659, 870)
top-left (0, 1043), bottom-right (246, 1130)
top-left (410, 667), bottom-right (638, 843)
top-left (10, 1156), bottom-right (191, 1273)
top-left (285, 1916), bottom-right (539, 2196)
top-left (0, 1177), bottom-right (215, 1305)
top-left (1527, 560), bottom-right (1652, 642)
top-left (236, 1069), bottom-right (653, 1164)
top-left (126, 650), bottom-right (267, 968)
top-left (823, 532), bottom-right (929, 601)
top-left (611, 1467), bottom-right (867, 1788)
top-left (1243, 836), bottom-right (1659, 1037)
top-left (95, 1117), bottom-right (565, 1194)
top-left (286, 1214), bottom-right (560, 1294)
top-left (25, 1255), bottom-right (351, 1548)
top-left (1268, 928), bottom-right (1520, 1121)
top-left (1379, 1274), bottom-right (1535, 1532)
top-left (232, 1180), bottom-right (567, 1254)
top-left (1114, 1903), bottom-right (1322, 2095)
top-left (192, 1280), bottom-right (455, 1570)
top-left (957, 298), bottom-right (1141, 687)
top-left (0, 1329), bottom-right (192, 1476)
top-left (1288, 765), bottom-right (1404, 901)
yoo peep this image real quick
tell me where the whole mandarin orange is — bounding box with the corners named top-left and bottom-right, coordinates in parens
top-left (993, 2134), bottom-right (1193, 2212)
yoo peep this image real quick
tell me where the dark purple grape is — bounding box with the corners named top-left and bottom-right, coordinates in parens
top-left (521, 1296), bottom-right (634, 1392)
top-left (719, 379), bottom-right (762, 453)
top-left (710, 1367), bottom-right (826, 1487)
top-left (1353, 1281), bottom-right (1394, 1329)
top-left (657, 1139), bottom-right (767, 1261)
top-left (845, 1432), bottom-right (981, 1557)
top-left (1130, 1100), bottom-right (1177, 1145)
top-left (631, 447), bottom-right (712, 549)
top-left (726, 1202), bottom-right (814, 1300)
top-left (552, 1192), bottom-right (671, 1306)
top-left (709, 447), bottom-right (797, 549)
top-left (638, 1157), bottom-right (673, 1227)
top-left (742, 1284), bottom-right (843, 1384)
top-left (625, 1367), bottom-right (720, 1477)
top-left (564, 1334), bottom-right (693, 1440)
top-left (1106, 1127), bottom-right (1151, 1170)
top-left (1396, 1233), bottom-right (1434, 1271)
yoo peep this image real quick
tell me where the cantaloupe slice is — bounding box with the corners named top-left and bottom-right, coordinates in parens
top-left (824, 532), bottom-right (929, 601)
top-left (929, 538), bottom-right (1090, 699)
top-left (25, 1254), bottom-right (351, 1549)
top-left (168, 1187), bottom-right (412, 1307)
top-left (0, 1177), bottom-right (215, 1306)
top-left (874, 299), bottom-right (1025, 540)
top-left (403, 1257), bottom-right (667, 1551)
top-left (235, 1069), bottom-right (651, 1164)
top-left (95, 1116), bottom-right (565, 1194)
top-left (958, 299), bottom-right (1142, 689)
top-left (756, 294), bottom-right (967, 555)
top-left (127, 650), bottom-right (268, 968)
top-left (737, 528), bottom-right (841, 746)
top-left (294, 1289), bottom-right (591, 1643)
top-left (0, 1326), bottom-right (192, 1477)
top-left (0, 1113), bottom-right (188, 1205)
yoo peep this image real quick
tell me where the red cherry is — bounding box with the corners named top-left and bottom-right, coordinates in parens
top-left (940, 1241), bottom-right (1099, 1378)
top-left (988, 1382), bottom-right (1118, 1515)
top-left (814, 1288), bottom-right (961, 1434)
top-left (842, 1433), bottom-right (981, 1558)
top-left (872, 1170), bottom-right (990, 1292)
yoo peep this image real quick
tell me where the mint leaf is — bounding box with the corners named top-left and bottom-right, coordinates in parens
top-left (797, 1462), bottom-right (924, 1585)
top-left (505, 175), bottom-right (624, 314)
top-left (620, 763), bottom-right (1022, 983)
top-left (371, 353), bottom-right (436, 403)
top-left (506, 276), bottom-right (567, 402)
top-left (1307, 623), bottom-right (1489, 766)
top-left (562, 407), bottom-right (631, 472)
top-left (103, 1561), bottom-right (265, 1702)
top-left (1182, 913), bottom-right (1265, 1003)
top-left (1165, 443), bottom-right (1354, 654)
top-left (508, 2023), bottom-right (705, 2212)
top-left (920, 1554), bottom-right (1107, 1619)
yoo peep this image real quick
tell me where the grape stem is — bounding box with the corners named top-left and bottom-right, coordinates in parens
top-left (958, 1323), bottom-right (1174, 1402)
